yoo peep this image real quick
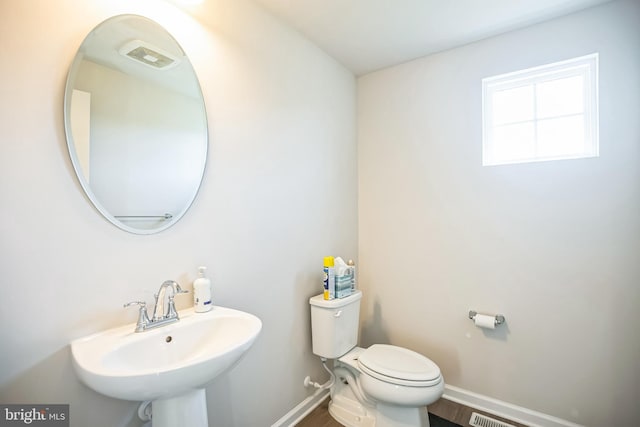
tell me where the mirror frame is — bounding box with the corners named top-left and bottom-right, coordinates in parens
top-left (63, 14), bottom-right (208, 234)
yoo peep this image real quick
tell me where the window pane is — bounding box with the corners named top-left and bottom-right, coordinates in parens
top-left (536, 75), bottom-right (584, 119)
top-left (491, 85), bottom-right (534, 125)
top-left (482, 54), bottom-right (598, 166)
top-left (492, 122), bottom-right (535, 163)
top-left (537, 115), bottom-right (585, 158)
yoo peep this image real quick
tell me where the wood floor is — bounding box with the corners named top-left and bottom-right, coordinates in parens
top-left (296, 397), bottom-right (530, 427)
top-left (296, 397), bottom-right (340, 427)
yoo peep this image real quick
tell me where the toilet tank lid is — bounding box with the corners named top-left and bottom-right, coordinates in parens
top-left (309, 291), bottom-right (362, 308)
top-left (358, 344), bottom-right (441, 382)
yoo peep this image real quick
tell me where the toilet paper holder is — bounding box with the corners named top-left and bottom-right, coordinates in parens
top-left (468, 310), bottom-right (505, 326)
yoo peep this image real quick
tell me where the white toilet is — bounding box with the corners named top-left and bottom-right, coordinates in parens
top-left (310, 290), bottom-right (444, 427)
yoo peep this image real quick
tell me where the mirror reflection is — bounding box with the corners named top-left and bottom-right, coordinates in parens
top-left (64, 15), bottom-right (208, 234)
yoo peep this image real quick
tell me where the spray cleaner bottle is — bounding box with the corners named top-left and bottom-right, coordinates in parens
top-left (323, 256), bottom-right (335, 300)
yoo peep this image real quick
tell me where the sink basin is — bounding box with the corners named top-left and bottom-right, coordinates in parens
top-left (71, 306), bottom-right (262, 402)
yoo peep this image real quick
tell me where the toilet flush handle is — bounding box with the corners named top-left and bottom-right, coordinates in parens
top-left (334, 310), bottom-right (342, 317)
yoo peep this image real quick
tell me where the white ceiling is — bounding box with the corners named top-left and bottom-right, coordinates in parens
top-left (251, 0), bottom-right (613, 75)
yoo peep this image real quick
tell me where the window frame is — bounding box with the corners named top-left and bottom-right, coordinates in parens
top-left (482, 53), bottom-right (599, 166)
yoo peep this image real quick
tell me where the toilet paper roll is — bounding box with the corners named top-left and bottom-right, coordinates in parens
top-left (474, 314), bottom-right (496, 329)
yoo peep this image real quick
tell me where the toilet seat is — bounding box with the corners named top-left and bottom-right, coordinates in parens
top-left (358, 344), bottom-right (442, 387)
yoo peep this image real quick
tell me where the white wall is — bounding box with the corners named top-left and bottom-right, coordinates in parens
top-left (0, 0), bottom-right (356, 426)
top-left (358, 1), bottom-right (640, 426)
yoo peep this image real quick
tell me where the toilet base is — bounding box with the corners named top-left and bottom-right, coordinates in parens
top-left (328, 386), bottom-right (431, 427)
top-left (328, 394), bottom-right (375, 427)
top-left (375, 403), bottom-right (430, 427)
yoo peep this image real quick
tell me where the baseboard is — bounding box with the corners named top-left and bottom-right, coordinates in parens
top-left (443, 384), bottom-right (584, 427)
top-left (271, 388), bottom-right (330, 427)
top-left (271, 383), bottom-right (584, 427)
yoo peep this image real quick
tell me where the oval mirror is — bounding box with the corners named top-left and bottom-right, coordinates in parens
top-left (64, 15), bottom-right (208, 234)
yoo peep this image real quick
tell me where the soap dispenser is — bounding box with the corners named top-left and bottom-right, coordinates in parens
top-left (193, 266), bottom-right (212, 313)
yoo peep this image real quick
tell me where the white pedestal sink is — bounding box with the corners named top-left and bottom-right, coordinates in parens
top-left (71, 306), bottom-right (262, 427)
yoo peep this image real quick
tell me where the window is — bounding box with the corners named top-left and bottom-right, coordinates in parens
top-left (482, 54), bottom-right (599, 166)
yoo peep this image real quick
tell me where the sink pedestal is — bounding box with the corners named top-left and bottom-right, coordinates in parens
top-left (152, 389), bottom-right (208, 427)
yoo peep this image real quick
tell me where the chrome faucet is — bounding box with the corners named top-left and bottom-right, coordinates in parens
top-left (152, 280), bottom-right (188, 321)
top-left (124, 280), bottom-right (189, 332)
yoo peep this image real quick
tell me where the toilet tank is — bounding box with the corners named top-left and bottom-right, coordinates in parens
top-left (309, 290), bottom-right (362, 358)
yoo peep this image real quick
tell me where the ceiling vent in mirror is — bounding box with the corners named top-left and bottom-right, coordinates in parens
top-left (119, 40), bottom-right (180, 70)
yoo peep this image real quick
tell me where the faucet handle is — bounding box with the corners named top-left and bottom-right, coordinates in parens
top-left (123, 301), bottom-right (146, 308)
top-left (124, 301), bottom-right (150, 332)
top-left (167, 283), bottom-right (188, 319)
top-left (166, 289), bottom-right (188, 319)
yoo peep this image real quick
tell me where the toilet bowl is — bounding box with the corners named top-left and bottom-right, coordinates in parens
top-left (309, 291), bottom-right (444, 427)
top-left (329, 346), bottom-right (444, 427)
